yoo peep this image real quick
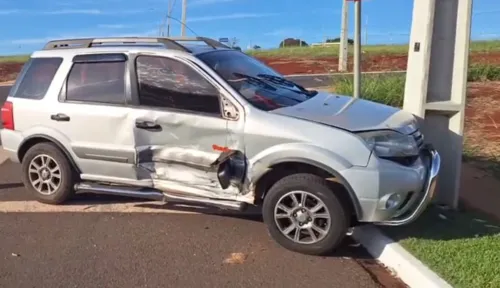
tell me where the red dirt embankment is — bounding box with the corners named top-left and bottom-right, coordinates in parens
top-left (257, 52), bottom-right (500, 75)
top-left (0, 62), bottom-right (23, 83)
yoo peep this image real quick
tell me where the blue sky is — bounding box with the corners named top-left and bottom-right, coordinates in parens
top-left (0, 0), bottom-right (498, 55)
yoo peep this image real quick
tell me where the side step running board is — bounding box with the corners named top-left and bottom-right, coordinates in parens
top-left (74, 183), bottom-right (165, 201)
top-left (74, 183), bottom-right (248, 211)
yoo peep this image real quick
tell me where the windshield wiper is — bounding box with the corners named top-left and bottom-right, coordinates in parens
top-left (256, 74), bottom-right (317, 96)
top-left (232, 72), bottom-right (306, 105)
top-left (232, 72), bottom-right (277, 91)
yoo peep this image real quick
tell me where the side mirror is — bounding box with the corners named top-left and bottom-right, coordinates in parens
top-left (221, 95), bottom-right (239, 120)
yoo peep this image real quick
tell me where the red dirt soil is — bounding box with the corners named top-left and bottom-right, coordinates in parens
top-left (0, 62), bottom-right (23, 82)
top-left (257, 52), bottom-right (500, 75)
top-left (465, 82), bottom-right (500, 155)
top-left (461, 81), bottom-right (500, 222)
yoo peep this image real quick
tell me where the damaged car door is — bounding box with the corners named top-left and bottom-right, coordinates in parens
top-left (131, 54), bottom-right (245, 199)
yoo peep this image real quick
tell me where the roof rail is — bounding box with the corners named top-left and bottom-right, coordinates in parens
top-left (42, 37), bottom-right (190, 52)
top-left (42, 36), bottom-right (230, 52)
top-left (166, 37), bottom-right (231, 49)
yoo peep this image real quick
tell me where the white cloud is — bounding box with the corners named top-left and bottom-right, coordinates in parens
top-left (98, 24), bottom-right (130, 29)
top-left (9, 38), bottom-right (54, 45)
top-left (0, 10), bottom-right (19, 15)
top-left (264, 28), bottom-right (303, 37)
top-left (189, 12), bottom-right (278, 23)
top-left (1, 8), bottom-right (153, 16)
top-left (42, 9), bottom-right (102, 15)
top-left (3, 29), bottom-right (161, 46)
top-left (191, 0), bottom-right (237, 6)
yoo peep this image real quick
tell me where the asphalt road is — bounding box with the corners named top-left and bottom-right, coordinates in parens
top-left (0, 85), bottom-right (9, 104)
top-left (0, 161), bottom-right (406, 288)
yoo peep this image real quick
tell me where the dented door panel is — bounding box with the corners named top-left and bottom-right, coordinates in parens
top-left (131, 109), bottom-right (243, 197)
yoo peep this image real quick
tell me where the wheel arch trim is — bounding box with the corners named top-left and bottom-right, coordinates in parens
top-left (18, 134), bottom-right (81, 174)
top-left (254, 157), bottom-right (363, 220)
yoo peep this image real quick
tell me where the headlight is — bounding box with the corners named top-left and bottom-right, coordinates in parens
top-left (358, 130), bottom-right (419, 157)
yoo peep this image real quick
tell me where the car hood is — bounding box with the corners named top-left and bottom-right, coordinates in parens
top-left (270, 91), bottom-right (417, 133)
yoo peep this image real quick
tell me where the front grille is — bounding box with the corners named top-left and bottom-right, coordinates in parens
top-left (383, 155), bottom-right (419, 166)
top-left (412, 129), bottom-right (424, 149)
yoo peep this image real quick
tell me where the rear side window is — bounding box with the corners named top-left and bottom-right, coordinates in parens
top-left (66, 54), bottom-right (126, 105)
top-left (12, 57), bottom-right (63, 100)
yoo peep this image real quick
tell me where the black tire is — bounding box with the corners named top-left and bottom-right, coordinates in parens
top-left (20, 142), bottom-right (76, 205)
top-left (262, 173), bottom-right (350, 256)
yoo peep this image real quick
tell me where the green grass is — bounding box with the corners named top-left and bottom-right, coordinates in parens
top-left (331, 64), bottom-right (500, 106)
top-left (0, 54), bottom-right (29, 63)
top-left (468, 64), bottom-right (500, 81)
top-left (383, 206), bottom-right (500, 288)
top-left (334, 74), bottom-right (405, 107)
top-left (247, 40), bottom-right (500, 58)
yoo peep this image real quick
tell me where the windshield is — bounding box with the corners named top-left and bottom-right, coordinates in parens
top-left (197, 50), bottom-right (315, 111)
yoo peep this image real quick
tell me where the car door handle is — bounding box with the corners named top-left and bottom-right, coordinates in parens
top-left (50, 113), bottom-right (70, 122)
top-left (135, 120), bottom-right (161, 131)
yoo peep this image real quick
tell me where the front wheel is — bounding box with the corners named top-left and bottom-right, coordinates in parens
top-left (262, 173), bottom-right (350, 256)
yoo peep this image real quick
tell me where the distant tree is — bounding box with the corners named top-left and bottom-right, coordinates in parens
top-left (252, 45), bottom-right (261, 50)
top-left (326, 37), bottom-right (354, 45)
top-left (279, 38), bottom-right (308, 48)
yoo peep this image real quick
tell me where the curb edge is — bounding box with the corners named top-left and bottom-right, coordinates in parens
top-left (352, 225), bottom-right (453, 288)
top-left (0, 81), bottom-right (14, 87)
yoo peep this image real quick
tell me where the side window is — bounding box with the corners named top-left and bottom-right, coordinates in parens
top-left (12, 57), bottom-right (63, 100)
top-left (135, 55), bottom-right (221, 115)
top-left (66, 55), bottom-right (126, 104)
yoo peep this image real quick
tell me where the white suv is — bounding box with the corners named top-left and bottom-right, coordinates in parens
top-left (0, 37), bottom-right (440, 255)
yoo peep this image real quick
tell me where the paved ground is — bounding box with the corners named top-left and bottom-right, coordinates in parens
top-left (0, 85), bottom-right (9, 103)
top-left (0, 160), bottom-right (406, 288)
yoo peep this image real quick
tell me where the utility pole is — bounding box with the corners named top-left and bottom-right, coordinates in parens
top-left (353, 0), bottom-right (362, 98)
top-left (403, 0), bottom-right (473, 209)
top-left (338, 0), bottom-right (349, 72)
top-left (159, 0), bottom-right (175, 37)
top-left (364, 14), bottom-right (368, 45)
top-left (166, 0), bottom-right (174, 37)
top-left (181, 0), bottom-right (187, 36)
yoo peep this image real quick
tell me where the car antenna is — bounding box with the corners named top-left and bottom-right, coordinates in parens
top-left (162, 15), bottom-right (200, 37)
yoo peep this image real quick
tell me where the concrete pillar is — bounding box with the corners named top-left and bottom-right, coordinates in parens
top-left (338, 0), bottom-right (349, 72)
top-left (403, 0), bottom-right (473, 208)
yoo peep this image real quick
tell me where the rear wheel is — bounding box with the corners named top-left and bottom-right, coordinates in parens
top-left (262, 173), bottom-right (350, 255)
top-left (20, 142), bottom-right (76, 205)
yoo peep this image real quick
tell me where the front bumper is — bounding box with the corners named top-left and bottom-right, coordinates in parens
top-left (374, 146), bottom-right (440, 226)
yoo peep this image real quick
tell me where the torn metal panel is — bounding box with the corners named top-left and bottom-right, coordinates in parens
top-left (138, 147), bottom-right (247, 193)
top-left (132, 108), bottom-right (247, 197)
top-left (139, 145), bottom-right (221, 170)
top-left (153, 178), bottom-right (241, 200)
top-left (154, 163), bottom-right (219, 188)
top-left (213, 150), bottom-right (246, 190)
